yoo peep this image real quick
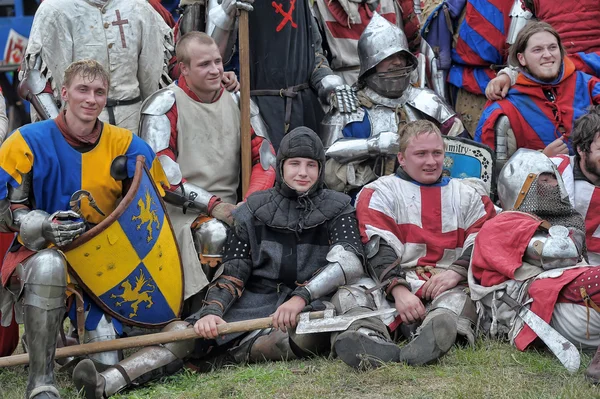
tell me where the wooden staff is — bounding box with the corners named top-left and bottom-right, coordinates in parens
top-left (0, 311), bottom-right (326, 368)
top-left (239, 10), bottom-right (252, 197)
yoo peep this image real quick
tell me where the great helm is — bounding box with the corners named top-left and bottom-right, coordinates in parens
top-left (357, 12), bottom-right (418, 80)
top-left (497, 148), bottom-right (569, 210)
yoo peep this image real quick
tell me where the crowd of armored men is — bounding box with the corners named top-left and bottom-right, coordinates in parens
top-left (2, 0), bottom-right (600, 398)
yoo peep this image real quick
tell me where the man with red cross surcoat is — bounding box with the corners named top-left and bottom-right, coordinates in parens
top-left (328, 120), bottom-right (495, 370)
top-left (20, 0), bottom-right (174, 134)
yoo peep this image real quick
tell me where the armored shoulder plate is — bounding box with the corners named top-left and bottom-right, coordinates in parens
top-left (139, 88), bottom-right (176, 153)
top-left (405, 86), bottom-right (455, 124)
top-left (320, 109), bottom-right (366, 149)
top-left (141, 88), bottom-right (176, 116)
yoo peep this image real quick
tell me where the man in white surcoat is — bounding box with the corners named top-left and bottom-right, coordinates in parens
top-left (20, 0), bottom-right (174, 134)
top-left (139, 31), bottom-right (276, 304)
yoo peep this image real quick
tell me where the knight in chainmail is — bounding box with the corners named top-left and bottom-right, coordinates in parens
top-left (468, 148), bottom-right (600, 380)
top-left (516, 176), bottom-right (587, 258)
top-left (73, 127), bottom-right (370, 398)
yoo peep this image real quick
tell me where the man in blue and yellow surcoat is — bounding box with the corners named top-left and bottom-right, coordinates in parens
top-left (0, 59), bottom-right (167, 399)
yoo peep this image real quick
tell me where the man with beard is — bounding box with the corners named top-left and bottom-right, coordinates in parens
top-left (475, 22), bottom-right (600, 161)
top-left (73, 127), bottom-right (368, 398)
top-left (321, 14), bottom-right (464, 195)
top-left (468, 148), bottom-right (600, 382)
top-left (312, 0), bottom-right (421, 85)
top-left (550, 107), bottom-right (600, 265)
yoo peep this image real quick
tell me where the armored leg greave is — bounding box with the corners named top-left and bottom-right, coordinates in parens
top-left (83, 314), bottom-right (121, 371)
top-left (20, 250), bottom-right (68, 399)
top-left (73, 321), bottom-right (194, 399)
top-left (330, 279), bottom-right (400, 370)
top-left (398, 287), bottom-right (475, 366)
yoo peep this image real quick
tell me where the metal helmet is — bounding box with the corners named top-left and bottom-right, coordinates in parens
top-left (357, 12), bottom-right (418, 80)
top-left (497, 148), bottom-right (568, 210)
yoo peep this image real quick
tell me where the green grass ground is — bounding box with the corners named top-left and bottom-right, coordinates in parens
top-left (1, 339), bottom-right (600, 399)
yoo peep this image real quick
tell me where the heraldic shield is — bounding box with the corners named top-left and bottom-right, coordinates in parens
top-left (442, 136), bottom-right (496, 196)
top-left (62, 156), bottom-right (183, 328)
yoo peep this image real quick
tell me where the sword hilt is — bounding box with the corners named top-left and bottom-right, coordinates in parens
top-left (497, 291), bottom-right (522, 311)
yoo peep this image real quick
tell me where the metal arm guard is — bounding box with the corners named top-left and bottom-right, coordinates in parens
top-left (494, 115), bottom-right (510, 171)
top-left (0, 199), bottom-right (13, 233)
top-left (17, 56), bottom-right (59, 120)
top-left (0, 170), bottom-right (34, 233)
top-left (525, 225), bottom-right (582, 270)
top-left (303, 245), bottom-right (364, 303)
top-left (325, 132), bottom-right (400, 164)
top-left (163, 182), bottom-right (215, 215)
top-left (419, 39), bottom-right (449, 101)
top-left (316, 75), bottom-right (358, 113)
top-left (207, 0), bottom-right (238, 63)
top-left (179, 0), bottom-right (207, 37)
top-left (507, 0), bottom-right (533, 45)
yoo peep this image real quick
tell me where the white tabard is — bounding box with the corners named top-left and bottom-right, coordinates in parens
top-left (23, 0), bottom-right (173, 134)
top-left (167, 85), bottom-right (241, 298)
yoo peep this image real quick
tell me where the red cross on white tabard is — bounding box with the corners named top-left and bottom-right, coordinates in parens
top-left (112, 10), bottom-right (129, 49)
top-left (357, 186), bottom-right (469, 267)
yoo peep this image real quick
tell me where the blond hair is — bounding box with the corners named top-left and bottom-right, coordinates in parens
top-left (398, 120), bottom-right (443, 153)
top-left (63, 59), bottom-right (109, 90)
top-left (176, 31), bottom-right (217, 66)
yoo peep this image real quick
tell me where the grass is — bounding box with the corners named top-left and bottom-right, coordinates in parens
top-left (1, 339), bottom-right (600, 399)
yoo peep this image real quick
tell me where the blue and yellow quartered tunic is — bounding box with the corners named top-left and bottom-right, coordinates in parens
top-left (0, 119), bottom-right (168, 331)
top-left (0, 119), bottom-right (166, 225)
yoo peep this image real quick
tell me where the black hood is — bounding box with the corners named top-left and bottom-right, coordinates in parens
top-left (275, 127), bottom-right (326, 198)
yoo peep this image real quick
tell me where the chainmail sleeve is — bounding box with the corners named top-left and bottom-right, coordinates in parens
top-left (186, 225), bottom-right (252, 324)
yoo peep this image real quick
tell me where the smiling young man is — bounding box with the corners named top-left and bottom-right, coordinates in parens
top-left (340, 120), bottom-right (495, 368)
top-left (475, 21), bottom-right (600, 159)
top-left (75, 127), bottom-right (368, 398)
top-left (0, 59), bottom-right (167, 399)
top-left (137, 31), bottom-right (276, 305)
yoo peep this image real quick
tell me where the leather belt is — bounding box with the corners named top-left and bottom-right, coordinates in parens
top-left (105, 95), bottom-right (142, 125)
top-left (251, 83), bottom-right (309, 133)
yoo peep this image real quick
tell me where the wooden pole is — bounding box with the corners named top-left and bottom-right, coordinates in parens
top-left (239, 10), bottom-right (252, 197)
top-left (0, 311), bottom-right (325, 368)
